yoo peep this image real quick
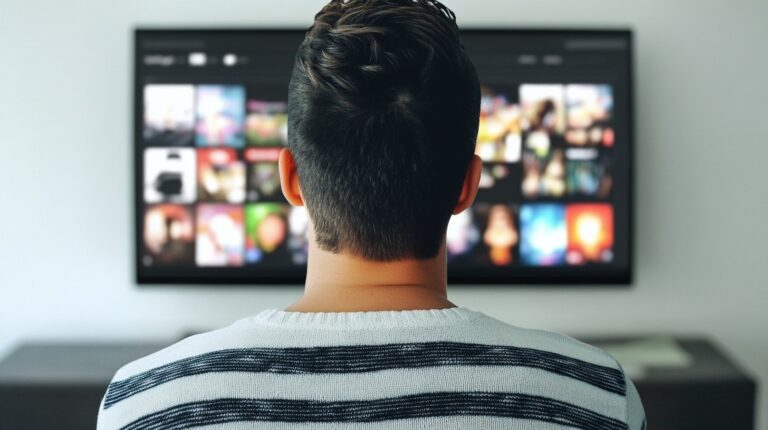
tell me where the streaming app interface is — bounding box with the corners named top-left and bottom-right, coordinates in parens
top-left (136, 30), bottom-right (631, 283)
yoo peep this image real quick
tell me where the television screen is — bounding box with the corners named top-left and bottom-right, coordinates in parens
top-left (135, 29), bottom-right (632, 284)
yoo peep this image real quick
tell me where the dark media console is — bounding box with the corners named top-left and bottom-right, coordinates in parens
top-left (0, 338), bottom-right (754, 430)
top-left (135, 29), bottom-right (633, 285)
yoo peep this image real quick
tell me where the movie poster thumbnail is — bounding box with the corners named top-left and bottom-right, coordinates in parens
top-left (565, 84), bottom-right (614, 147)
top-left (446, 209), bottom-right (480, 262)
top-left (565, 148), bottom-right (613, 198)
top-left (477, 204), bottom-right (519, 266)
top-left (566, 204), bottom-right (614, 264)
top-left (245, 204), bottom-right (310, 266)
top-left (244, 147), bottom-right (283, 202)
top-left (144, 85), bottom-right (195, 146)
top-left (476, 87), bottom-right (522, 163)
top-left (519, 84), bottom-right (566, 135)
top-left (448, 204), bottom-right (520, 267)
top-left (522, 148), bottom-right (566, 198)
top-left (144, 148), bottom-right (196, 203)
top-left (143, 204), bottom-right (195, 265)
top-left (195, 85), bottom-right (246, 147)
top-left (477, 204), bottom-right (520, 266)
top-left (196, 204), bottom-right (244, 267)
top-left (197, 148), bottom-right (246, 204)
top-left (519, 203), bottom-right (567, 266)
top-left (246, 100), bottom-right (288, 147)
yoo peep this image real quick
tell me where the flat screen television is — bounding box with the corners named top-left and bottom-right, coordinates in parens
top-left (135, 29), bottom-right (633, 285)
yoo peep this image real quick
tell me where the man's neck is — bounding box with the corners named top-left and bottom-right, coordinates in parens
top-left (286, 243), bottom-right (453, 313)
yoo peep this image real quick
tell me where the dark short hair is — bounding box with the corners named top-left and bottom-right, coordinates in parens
top-left (288, 0), bottom-right (480, 260)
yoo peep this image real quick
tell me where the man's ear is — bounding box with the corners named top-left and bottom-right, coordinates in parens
top-left (453, 154), bottom-right (482, 214)
top-left (278, 148), bottom-right (304, 206)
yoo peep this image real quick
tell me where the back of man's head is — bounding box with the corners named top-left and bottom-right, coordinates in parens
top-left (288, 0), bottom-right (480, 261)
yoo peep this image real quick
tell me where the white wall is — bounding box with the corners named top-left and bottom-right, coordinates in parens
top-left (1, 0), bottom-right (766, 427)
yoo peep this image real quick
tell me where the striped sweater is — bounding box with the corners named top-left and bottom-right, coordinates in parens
top-left (97, 307), bottom-right (645, 430)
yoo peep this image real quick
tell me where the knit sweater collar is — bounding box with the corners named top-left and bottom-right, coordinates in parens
top-left (248, 307), bottom-right (483, 329)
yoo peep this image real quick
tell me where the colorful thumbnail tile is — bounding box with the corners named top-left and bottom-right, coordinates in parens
top-left (197, 148), bottom-right (246, 203)
top-left (519, 84), bottom-right (566, 135)
top-left (195, 85), bottom-right (246, 147)
top-left (566, 148), bottom-right (612, 198)
top-left (476, 87), bottom-right (522, 163)
top-left (480, 204), bottom-right (519, 266)
top-left (519, 204), bottom-right (567, 266)
top-left (565, 84), bottom-right (613, 128)
top-left (244, 147), bottom-right (283, 202)
top-left (195, 204), bottom-right (244, 267)
top-left (245, 204), bottom-right (310, 266)
top-left (244, 203), bottom-right (290, 264)
top-left (143, 85), bottom-right (195, 146)
top-left (143, 204), bottom-right (195, 265)
top-left (246, 100), bottom-right (288, 146)
top-left (566, 204), bottom-right (614, 264)
top-left (446, 209), bottom-right (480, 260)
top-left (564, 84), bottom-right (614, 147)
top-left (522, 149), bottom-right (566, 198)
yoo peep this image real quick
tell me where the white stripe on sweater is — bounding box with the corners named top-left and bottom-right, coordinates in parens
top-left (197, 416), bottom-right (584, 430)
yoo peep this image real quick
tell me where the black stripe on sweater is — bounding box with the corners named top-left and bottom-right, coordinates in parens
top-left (105, 342), bottom-right (624, 408)
top-left (121, 392), bottom-right (627, 430)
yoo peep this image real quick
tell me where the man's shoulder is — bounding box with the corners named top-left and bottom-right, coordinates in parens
top-left (109, 321), bottom-right (254, 382)
top-left (471, 314), bottom-right (622, 369)
top-left (474, 316), bottom-right (644, 427)
top-left (97, 324), bottom-right (252, 429)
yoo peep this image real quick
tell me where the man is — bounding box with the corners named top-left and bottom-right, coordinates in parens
top-left (98, 0), bottom-right (644, 428)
